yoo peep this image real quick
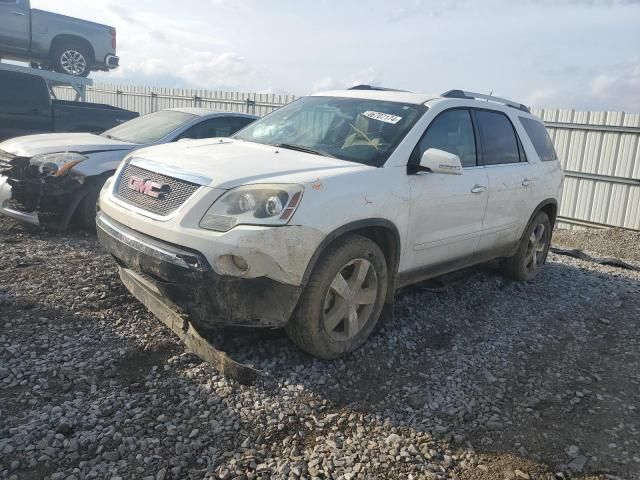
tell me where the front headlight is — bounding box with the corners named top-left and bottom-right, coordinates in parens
top-left (31, 152), bottom-right (88, 176)
top-left (200, 184), bottom-right (304, 232)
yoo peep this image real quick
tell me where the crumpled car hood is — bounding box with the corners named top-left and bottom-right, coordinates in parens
top-left (0, 133), bottom-right (138, 157)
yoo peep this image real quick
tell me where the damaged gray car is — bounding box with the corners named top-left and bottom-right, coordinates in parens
top-left (0, 108), bottom-right (257, 230)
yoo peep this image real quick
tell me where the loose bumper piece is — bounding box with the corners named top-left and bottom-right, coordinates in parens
top-left (119, 267), bottom-right (258, 385)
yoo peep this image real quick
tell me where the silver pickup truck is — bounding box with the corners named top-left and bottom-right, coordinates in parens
top-left (0, 0), bottom-right (118, 77)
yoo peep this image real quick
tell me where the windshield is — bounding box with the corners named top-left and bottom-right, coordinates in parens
top-left (102, 110), bottom-right (197, 144)
top-left (235, 96), bottom-right (426, 167)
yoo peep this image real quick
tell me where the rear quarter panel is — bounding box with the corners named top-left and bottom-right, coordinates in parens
top-left (509, 111), bottom-right (565, 232)
top-left (30, 9), bottom-right (115, 62)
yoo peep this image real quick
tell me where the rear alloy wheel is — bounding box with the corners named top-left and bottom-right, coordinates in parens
top-left (52, 44), bottom-right (91, 77)
top-left (502, 211), bottom-right (551, 281)
top-left (286, 235), bottom-right (388, 359)
top-left (524, 223), bottom-right (548, 275)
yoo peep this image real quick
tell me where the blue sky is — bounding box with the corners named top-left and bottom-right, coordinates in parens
top-left (32, 0), bottom-right (640, 111)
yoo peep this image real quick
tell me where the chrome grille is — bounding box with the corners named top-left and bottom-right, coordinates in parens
top-left (115, 162), bottom-right (200, 216)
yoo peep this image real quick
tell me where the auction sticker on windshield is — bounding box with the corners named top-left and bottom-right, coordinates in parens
top-left (362, 111), bottom-right (402, 124)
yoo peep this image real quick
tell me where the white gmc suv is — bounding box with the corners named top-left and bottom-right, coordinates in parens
top-left (97, 87), bottom-right (564, 359)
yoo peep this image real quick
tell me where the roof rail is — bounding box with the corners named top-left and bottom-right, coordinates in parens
top-left (349, 84), bottom-right (408, 92)
top-left (441, 89), bottom-right (530, 113)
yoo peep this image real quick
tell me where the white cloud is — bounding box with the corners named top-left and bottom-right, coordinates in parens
top-left (312, 76), bottom-right (344, 92)
top-left (84, 2), bottom-right (255, 89)
top-left (179, 52), bottom-right (253, 88)
top-left (524, 88), bottom-right (571, 109)
top-left (523, 61), bottom-right (640, 112)
top-left (312, 67), bottom-right (382, 93)
top-left (389, 0), bottom-right (465, 21)
top-left (589, 62), bottom-right (640, 111)
top-left (210, 0), bottom-right (253, 12)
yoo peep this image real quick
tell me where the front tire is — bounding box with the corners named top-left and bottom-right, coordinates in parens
top-left (51, 43), bottom-right (91, 77)
top-left (285, 235), bottom-right (388, 359)
top-left (75, 178), bottom-right (107, 231)
top-left (502, 211), bottom-right (552, 281)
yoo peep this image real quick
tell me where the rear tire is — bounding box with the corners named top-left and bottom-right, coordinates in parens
top-left (285, 235), bottom-right (388, 359)
top-left (51, 43), bottom-right (91, 77)
top-left (502, 211), bottom-right (551, 281)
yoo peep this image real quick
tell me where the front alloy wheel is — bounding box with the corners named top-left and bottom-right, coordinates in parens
top-left (285, 234), bottom-right (388, 359)
top-left (323, 258), bottom-right (378, 341)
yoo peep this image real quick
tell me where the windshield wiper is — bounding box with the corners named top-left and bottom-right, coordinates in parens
top-left (273, 143), bottom-right (335, 158)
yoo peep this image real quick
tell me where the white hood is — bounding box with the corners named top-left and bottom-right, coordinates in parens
top-left (0, 133), bottom-right (138, 157)
top-left (129, 138), bottom-right (371, 189)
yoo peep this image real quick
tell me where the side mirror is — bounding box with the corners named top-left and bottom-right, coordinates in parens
top-left (419, 148), bottom-right (463, 175)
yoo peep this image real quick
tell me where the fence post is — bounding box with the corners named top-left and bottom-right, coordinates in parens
top-left (150, 92), bottom-right (158, 112)
top-left (245, 98), bottom-right (256, 115)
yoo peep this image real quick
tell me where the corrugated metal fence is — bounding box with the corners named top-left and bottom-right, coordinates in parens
top-left (533, 109), bottom-right (640, 231)
top-left (54, 84), bottom-right (640, 231)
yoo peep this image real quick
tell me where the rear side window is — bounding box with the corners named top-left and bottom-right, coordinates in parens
top-left (416, 109), bottom-right (477, 167)
top-left (475, 110), bottom-right (521, 165)
top-left (520, 117), bottom-right (557, 162)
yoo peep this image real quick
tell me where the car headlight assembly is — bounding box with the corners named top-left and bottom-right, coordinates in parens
top-left (31, 152), bottom-right (88, 176)
top-left (200, 184), bottom-right (304, 232)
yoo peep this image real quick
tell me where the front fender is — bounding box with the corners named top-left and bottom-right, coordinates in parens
top-left (70, 150), bottom-right (132, 178)
top-left (288, 166), bottom-right (408, 291)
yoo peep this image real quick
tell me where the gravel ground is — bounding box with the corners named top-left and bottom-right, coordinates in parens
top-left (553, 228), bottom-right (640, 263)
top-left (1, 216), bottom-right (639, 480)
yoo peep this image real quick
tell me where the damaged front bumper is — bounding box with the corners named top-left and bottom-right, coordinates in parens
top-left (0, 152), bottom-right (85, 228)
top-left (96, 211), bottom-right (303, 329)
top-left (0, 176), bottom-right (39, 225)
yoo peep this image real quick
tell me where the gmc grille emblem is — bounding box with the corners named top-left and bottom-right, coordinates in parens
top-left (127, 175), bottom-right (166, 198)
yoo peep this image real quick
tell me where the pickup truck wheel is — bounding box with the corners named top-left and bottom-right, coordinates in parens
top-left (285, 234), bottom-right (388, 359)
top-left (52, 44), bottom-right (91, 77)
top-left (502, 211), bottom-right (551, 281)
